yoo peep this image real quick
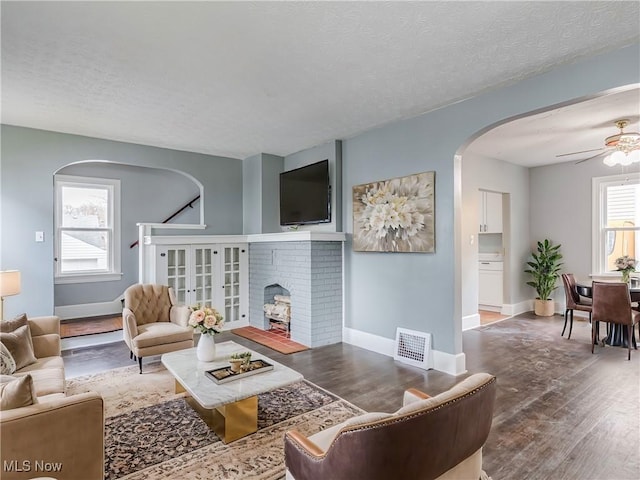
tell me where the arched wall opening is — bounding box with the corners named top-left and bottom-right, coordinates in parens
top-left (53, 160), bottom-right (204, 318)
top-left (453, 83), bottom-right (639, 336)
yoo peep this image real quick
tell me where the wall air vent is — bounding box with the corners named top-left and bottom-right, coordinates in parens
top-left (394, 328), bottom-right (432, 370)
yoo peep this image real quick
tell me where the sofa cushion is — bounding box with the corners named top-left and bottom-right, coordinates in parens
top-left (308, 412), bottom-right (393, 452)
top-left (1, 313), bottom-right (35, 349)
top-left (133, 322), bottom-right (193, 349)
top-left (0, 374), bottom-right (37, 410)
top-left (1, 325), bottom-right (37, 370)
top-left (17, 355), bottom-right (65, 372)
top-left (0, 342), bottom-right (16, 375)
top-left (395, 372), bottom-right (495, 416)
top-left (14, 367), bottom-right (66, 397)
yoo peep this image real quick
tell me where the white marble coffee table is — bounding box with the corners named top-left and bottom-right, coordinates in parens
top-left (161, 340), bottom-right (303, 443)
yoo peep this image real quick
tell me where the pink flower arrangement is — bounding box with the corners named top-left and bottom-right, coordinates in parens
top-left (615, 255), bottom-right (637, 283)
top-left (188, 305), bottom-right (224, 335)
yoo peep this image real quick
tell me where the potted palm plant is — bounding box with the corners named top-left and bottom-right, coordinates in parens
top-left (525, 239), bottom-right (563, 316)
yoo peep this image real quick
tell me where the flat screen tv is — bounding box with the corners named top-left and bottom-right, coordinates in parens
top-left (279, 159), bottom-right (331, 226)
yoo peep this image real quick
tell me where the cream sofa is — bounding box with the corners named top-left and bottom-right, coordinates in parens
top-left (1, 316), bottom-right (104, 480)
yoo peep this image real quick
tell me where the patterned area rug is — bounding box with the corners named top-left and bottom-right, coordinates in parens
top-left (67, 363), bottom-right (363, 479)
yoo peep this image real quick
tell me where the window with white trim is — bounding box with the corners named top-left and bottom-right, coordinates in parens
top-left (593, 173), bottom-right (640, 276)
top-left (55, 175), bottom-right (122, 283)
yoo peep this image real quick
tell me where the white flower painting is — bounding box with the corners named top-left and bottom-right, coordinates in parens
top-left (353, 171), bottom-right (435, 253)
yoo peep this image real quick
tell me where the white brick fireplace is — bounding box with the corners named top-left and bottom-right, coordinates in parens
top-left (248, 232), bottom-right (345, 348)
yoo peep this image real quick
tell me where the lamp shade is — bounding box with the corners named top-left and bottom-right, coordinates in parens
top-left (0, 270), bottom-right (21, 297)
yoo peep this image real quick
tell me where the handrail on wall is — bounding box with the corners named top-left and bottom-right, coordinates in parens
top-left (129, 195), bottom-right (201, 248)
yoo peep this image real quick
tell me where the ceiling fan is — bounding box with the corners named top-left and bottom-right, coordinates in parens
top-left (556, 119), bottom-right (640, 165)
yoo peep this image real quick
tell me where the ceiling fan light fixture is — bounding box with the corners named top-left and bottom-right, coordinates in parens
top-left (603, 148), bottom-right (640, 167)
top-left (621, 154), bottom-right (634, 166)
top-left (604, 119), bottom-right (640, 154)
top-left (603, 151), bottom-right (623, 166)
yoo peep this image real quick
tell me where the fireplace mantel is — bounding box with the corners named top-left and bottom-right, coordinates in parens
top-left (144, 231), bottom-right (346, 245)
top-left (247, 232), bottom-right (346, 243)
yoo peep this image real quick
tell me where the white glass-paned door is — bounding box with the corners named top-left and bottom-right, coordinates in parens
top-left (192, 246), bottom-right (216, 307)
top-left (223, 246), bottom-right (241, 323)
top-left (166, 247), bottom-right (188, 304)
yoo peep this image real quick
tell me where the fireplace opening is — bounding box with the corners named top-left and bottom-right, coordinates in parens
top-left (263, 284), bottom-right (291, 332)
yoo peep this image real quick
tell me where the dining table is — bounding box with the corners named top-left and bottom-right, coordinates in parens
top-left (576, 282), bottom-right (640, 348)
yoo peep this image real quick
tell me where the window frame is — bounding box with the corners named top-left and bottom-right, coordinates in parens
top-left (54, 174), bottom-right (122, 284)
top-left (592, 172), bottom-right (640, 277)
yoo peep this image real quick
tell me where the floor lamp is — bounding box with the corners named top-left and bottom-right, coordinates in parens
top-left (0, 270), bottom-right (21, 320)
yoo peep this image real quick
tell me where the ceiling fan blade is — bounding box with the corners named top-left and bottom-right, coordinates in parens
top-left (574, 152), bottom-right (605, 164)
top-left (556, 147), bottom-right (604, 158)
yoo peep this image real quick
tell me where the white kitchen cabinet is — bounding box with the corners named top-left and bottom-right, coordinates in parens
top-left (151, 241), bottom-right (248, 328)
top-left (478, 261), bottom-right (503, 307)
top-left (478, 191), bottom-right (503, 234)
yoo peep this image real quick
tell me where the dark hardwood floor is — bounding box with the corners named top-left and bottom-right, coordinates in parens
top-left (62, 312), bottom-right (640, 480)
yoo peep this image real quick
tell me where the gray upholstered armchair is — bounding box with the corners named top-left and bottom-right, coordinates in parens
top-left (122, 284), bottom-right (193, 373)
top-left (285, 372), bottom-right (497, 480)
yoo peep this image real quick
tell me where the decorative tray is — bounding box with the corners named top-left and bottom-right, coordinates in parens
top-left (205, 359), bottom-right (274, 384)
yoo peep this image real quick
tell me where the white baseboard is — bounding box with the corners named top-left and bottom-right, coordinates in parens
top-left (222, 320), bottom-right (250, 331)
top-left (478, 304), bottom-right (501, 313)
top-left (54, 299), bottom-right (122, 320)
top-left (501, 300), bottom-right (533, 316)
top-left (343, 327), bottom-right (395, 356)
top-left (462, 314), bottom-right (480, 331)
top-left (506, 299), bottom-right (582, 317)
top-left (342, 327), bottom-right (467, 376)
top-left (61, 330), bottom-right (123, 351)
top-left (432, 350), bottom-right (467, 376)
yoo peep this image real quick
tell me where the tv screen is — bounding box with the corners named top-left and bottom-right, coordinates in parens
top-left (280, 160), bottom-right (331, 226)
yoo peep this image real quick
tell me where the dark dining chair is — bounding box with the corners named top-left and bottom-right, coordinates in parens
top-left (561, 273), bottom-right (592, 339)
top-left (591, 282), bottom-right (640, 360)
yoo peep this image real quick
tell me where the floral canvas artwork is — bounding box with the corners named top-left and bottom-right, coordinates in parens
top-left (352, 171), bottom-right (435, 253)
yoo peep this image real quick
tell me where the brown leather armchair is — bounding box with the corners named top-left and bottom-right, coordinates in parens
top-left (123, 284), bottom-right (194, 373)
top-left (284, 372), bottom-right (497, 480)
top-left (561, 273), bottom-right (592, 339)
top-left (592, 281), bottom-right (640, 360)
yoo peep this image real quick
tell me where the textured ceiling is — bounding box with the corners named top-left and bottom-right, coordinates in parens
top-left (1, 1), bottom-right (639, 160)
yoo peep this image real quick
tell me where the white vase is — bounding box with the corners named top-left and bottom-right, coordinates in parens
top-left (196, 334), bottom-right (216, 362)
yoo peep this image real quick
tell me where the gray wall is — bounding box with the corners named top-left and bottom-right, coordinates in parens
top-left (242, 154), bottom-right (262, 234)
top-left (261, 154), bottom-right (285, 233)
top-left (529, 156), bottom-right (636, 302)
top-left (341, 44), bottom-right (639, 355)
top-left (54, 162), bottom-right (200, 306)
top-left (0, 126), bottom-right (243, 317)
top-left (242, 153), bottom-right (284, 234)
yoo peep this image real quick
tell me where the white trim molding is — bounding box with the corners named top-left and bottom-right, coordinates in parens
top-left (248, 232), bottom-right (346, 243)
top-left (54, 298), bottom-right (123, 320)
top-left (462, 314), bottom-right (480, 331)
top-left (343, 327), bottom-right (467, 376)
top-left (591, 172), bottom-right (640, 275)
top-left (500, 301), bottom-right (532, 317)
top-left (54, 174), bottom-right (121, 283)
top-left (432, 350), bottom-right (467, 377)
